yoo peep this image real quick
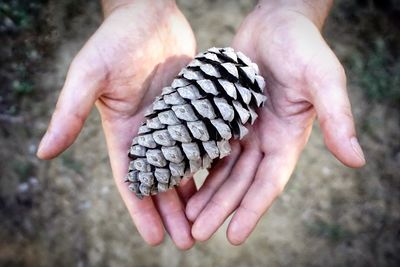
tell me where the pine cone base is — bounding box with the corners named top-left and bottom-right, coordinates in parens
top-left (126, 47), bottom-right (267, 199)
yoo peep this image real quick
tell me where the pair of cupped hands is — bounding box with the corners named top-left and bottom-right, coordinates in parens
top-left (37, 0), bottom-right (365, 249)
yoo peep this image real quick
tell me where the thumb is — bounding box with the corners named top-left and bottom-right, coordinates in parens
top-left (37, 55), bottom-right (103, 159)
top-left (307, 49), bottom-right (366, 168)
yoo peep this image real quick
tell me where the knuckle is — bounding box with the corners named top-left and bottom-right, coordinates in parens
top-left (70, 54), bottom-right (102, 79)
top-left (71, 111), bottom-right (86, 127)
top-left (70, 55), bottom-right (86, 72)
top-left (238, 203), bottom-right (259, 221)
top-left (210, 196), bottom-right (230, 211)
top-left (340, 105), bottom-right (354, 121)
top-left (256, 176), bottom-right (285, 196)
top-left (319, 107), bottom-right (354, 130)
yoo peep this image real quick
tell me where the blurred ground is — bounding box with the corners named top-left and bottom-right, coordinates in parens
top-left (0, 0), bottom-right (399, 266)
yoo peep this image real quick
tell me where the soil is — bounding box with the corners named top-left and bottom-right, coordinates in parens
top-left (0, 1), bottom-right (399, 267)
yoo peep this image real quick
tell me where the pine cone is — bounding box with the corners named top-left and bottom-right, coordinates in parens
top-left (126, 47), bottom-right (266, 198)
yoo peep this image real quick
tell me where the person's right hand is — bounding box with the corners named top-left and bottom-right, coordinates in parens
top-left (37, 0), bottom-right (197, 249)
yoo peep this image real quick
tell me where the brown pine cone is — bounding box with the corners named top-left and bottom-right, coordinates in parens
top-left (126, 47), bottom-right (266, 199)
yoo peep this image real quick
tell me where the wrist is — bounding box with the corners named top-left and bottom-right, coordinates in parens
top-left (255, 0), bottom-right (333, 30)
top-left (101, 0), bottom-right (176, 18)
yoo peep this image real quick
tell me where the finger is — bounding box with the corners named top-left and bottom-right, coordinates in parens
top-left (307, 49), bottom-right (365, 168)
top-left (176, 177), bottom-right (197, 204)
top-left (153, 190), bottom-right (194, 250)
top-left (192, 148), bottom-right (262, 241)
top-left (118, 179), bottom-right (165, 246)
top-left (185, 142), bottom-right (241, 222)
top-left (37, 56), bottom-right (103, 159)
top-left (103, 117), bottom-right (165, 246)
top-left (227, 150), bottom-right (298, 245)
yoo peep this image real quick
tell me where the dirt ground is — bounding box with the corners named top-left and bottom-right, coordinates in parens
top-left (0, 0), bottom-right (399, 267)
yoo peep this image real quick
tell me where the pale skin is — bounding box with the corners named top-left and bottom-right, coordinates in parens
top-left (37, 0), bottom-right (365, 249)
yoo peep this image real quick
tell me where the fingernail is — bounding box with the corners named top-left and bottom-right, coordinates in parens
top-left (185, 207), bottom-right (196, 222)
top-left (350, 137), bottom-right (365, 163)
top-left (191, 222), bottom-right (202, 238)
top-left (228, 220), bottom-right (243, 245)
top-left (229, 220), bottom-right (239, 235)
top-left (37, 132), bottom-right (49, 157)
top-left (192, 221), bottom-right (209, 241)
top-left (185, 201), bottom-right (199, 222)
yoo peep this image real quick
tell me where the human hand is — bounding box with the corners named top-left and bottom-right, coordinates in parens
top-left (186, 1), bottom-right (366, 245)
top-left (37, 0), bottom-right (197, 249)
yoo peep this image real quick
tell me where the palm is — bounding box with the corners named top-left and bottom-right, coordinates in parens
top-left (186, 10), bottom-right (365, 245)
top-left (38, 3), bottom-right (197, 249)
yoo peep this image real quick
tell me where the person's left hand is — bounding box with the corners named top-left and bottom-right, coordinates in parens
top-left (185, 5), bottom-right (365, 245)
